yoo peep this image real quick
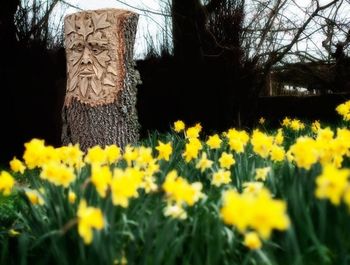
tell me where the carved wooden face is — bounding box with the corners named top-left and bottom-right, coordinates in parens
top-left (65, 12), bottom-right (119, 105)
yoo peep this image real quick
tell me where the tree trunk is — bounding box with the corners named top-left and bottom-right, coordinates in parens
top-left (171, 0), bottom-right (206, 63)
top-left (61, 9), bottom-right (140, 151)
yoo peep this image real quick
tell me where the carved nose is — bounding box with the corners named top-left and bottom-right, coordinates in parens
top-left (81, 47), bottom-right (92, 65)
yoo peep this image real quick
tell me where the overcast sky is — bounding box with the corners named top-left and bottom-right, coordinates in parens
top-left (53, 0), bottom-right (350, 60)
top-left (55, 0), bottom-right (167, 58)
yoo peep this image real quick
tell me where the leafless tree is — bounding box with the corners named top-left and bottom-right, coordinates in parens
top-left (169, 0), bottom-right (349, 67)
top-left (15, 0), bottom-right (69, 48)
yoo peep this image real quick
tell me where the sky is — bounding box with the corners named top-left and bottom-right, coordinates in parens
top-left (54, 0), bottom-right (167, 58)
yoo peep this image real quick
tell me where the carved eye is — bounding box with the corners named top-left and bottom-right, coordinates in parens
top-left (89, 43), bottom-right (102, 54)
top-left (73, 43), bottom-right (84, 52)
top-left (92, 47), bottom-right (101, 54)
top-left (77, 45), bottom-right (84, 52)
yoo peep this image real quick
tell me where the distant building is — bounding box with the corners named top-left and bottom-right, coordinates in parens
top-left (263, 60), bottom-right (350, 96)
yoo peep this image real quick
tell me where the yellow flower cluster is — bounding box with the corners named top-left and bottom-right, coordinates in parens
top-left (289, 127), bottom-right (350, 169)
top-left (58, 144), bottom-right (85, 168)
top-left (251, 130), bottom-right (273, 158)
top-left (40, 162), bottom-right (76, 188)
top-left (179, 123), bottom-right (203, 163)
top-left (288, 137), bottom-right (318, 169)
top-left (225, 129), bottom-right (249, 153)
top-left (111, 167), bottom-right (144, 207)
top-left (282, 117), bottom-right (305, 131)
top-left (212, 169), bottom-right (231, 187)
top-left (18, 140), bottom-right (87, 188)
top-left (85, 145), bottom-right (120, 166)
top-left (11, 107), bottom-right (350, 249)
top-left (315, 164), bottom-right (350, 206)
top-left (23, 139), bottom-right (84, 169)
top-left (220, 188), bottom-right (289, 239)
top-left (336, 100), bottom-right (350, 121)
top-left (85, 144), bottom-right (160, 201)
top-left (183, 138), bottom-right (203, 162)
top-left (251, 130), bottom-right (285, 162)
top-left (163, 170), bottom-right (204, 219)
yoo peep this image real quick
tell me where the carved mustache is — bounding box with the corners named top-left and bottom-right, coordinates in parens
top-left (79, 66), bottom-right (94, 76)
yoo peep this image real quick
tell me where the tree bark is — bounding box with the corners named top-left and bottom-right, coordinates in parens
top-left (61, 9), bottom-right (140, 151)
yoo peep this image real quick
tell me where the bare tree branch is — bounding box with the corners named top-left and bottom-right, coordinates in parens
top-left (264, 0), bottom-right (340, 70)
top-left (113, 0), bottom-right (171, 17)
top-left (59, 0), bottom-right (83, 11)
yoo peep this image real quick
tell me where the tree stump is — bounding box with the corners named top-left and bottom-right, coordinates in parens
top-left (61, 9), bottom-right (140, 151)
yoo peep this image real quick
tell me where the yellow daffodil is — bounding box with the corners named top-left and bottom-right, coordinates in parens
top-left (68, 190), bottom-right (77, 204)
top-left (255, 167), bottom-right (271, 181)
top-left (163, 202), bottom-right (187, 220)
top-left (84, 146), bottom-right (107, 165)
top-left (111, 168), bottom-right (143, 208)
top-left (105, 145), bottom-right (121, 164)
top-left (212, 169), bottom-right (231, 187)
top-left (251, 130), bottom-right (273, 159)
top-left (0, 171), bottom-right (15, 196)
top-left (163, 170), bottom-right (204, 206)
top-left (77, 200), bottom-right (104, 244)
top-left (274, 128), bottom-right (284, 145)
top-left (186, 125), bottom-right (201, 139)
top-left (226, 129), bottom-right (249, 153)
top-left (173, 120), bottom-right (185, 132)
top-left (156, 141), bottom-right (173, 161)
top-left (9, 157), bottom-right (26, 174)
top-left (315, 164), bottom-right (350, 205)
top-left (243, 182), bottom-right (264, 194)
top-left (206, 134), bottom-right (222, 149)
top-left (58, 144), bottom-right (84, 169)
top-left (259, 117), bottom-right (265, 125)
top-left (336, 100), bottom-right (350, 120)
top-left (311, 120), bottom-right (321, 133)
top-left (196, 152), bottom-right (213, 172)
top-left (40, 162), bottom-right (76, 187)
top-left (220, 188), bottom-right (289, 239)
top-left (183, 138), bottom-right (202, 162)
top-left (244, 232), bottom-right (262, 250)
top-left (219, 152), bottom-right (235, 169)
top-left (91, 164), bottom-right (112, 198)
top-left (25, 190), bottom-right (44, 205)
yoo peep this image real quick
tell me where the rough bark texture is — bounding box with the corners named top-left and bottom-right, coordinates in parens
top-left (62, 9), bottom-right (140, 151)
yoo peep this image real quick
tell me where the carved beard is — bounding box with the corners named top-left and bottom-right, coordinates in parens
top-left (78, 76), bottom-right (100, 98)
